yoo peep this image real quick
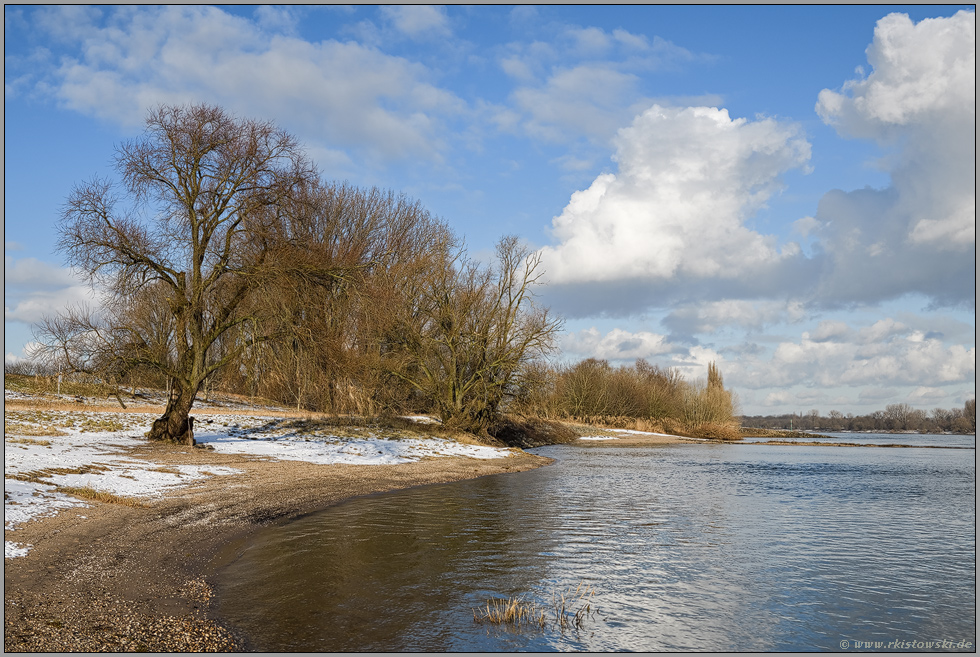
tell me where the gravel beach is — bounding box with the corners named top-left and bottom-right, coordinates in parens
top-left (4, 440), bottom-right (551, 652)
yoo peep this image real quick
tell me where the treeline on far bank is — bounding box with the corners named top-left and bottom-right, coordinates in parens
top-left (743, 400), bottom-right (976, 435)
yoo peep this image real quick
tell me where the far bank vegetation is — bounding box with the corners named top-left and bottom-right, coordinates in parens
top-left (509, 358), bottom-right (741, 441)
top-left (25, 102), bottom-right (739, 445)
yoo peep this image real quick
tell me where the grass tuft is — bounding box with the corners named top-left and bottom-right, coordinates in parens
top-left (473, 596), bottom-right (547, 629)
top-left (6, 436), bottom-right (53, 447)
top-left (551, 582), bottom-right (598, 632)
top-left (473, 582), bottom-right (599, 634)
top-left (57, 485), bottom-right (148, 507)
top-left (77, 417), bottom-right (127, 433)
top-left (4, 421), bottom-right (68, 437)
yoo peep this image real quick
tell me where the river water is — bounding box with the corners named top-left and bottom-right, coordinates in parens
top-left (213, 436), bottom-right (976, 651)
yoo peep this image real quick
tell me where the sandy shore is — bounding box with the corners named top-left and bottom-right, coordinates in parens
top-left (4, 442), bottom-right (551, 652)
top-left (574, 433), bottom-right (700, 448)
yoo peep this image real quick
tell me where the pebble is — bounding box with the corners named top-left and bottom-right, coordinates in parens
top-left (4, 578), bottom-right (244, 652)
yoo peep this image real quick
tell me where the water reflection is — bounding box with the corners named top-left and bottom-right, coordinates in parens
top-left (214, 444), bottom-right (975, 651)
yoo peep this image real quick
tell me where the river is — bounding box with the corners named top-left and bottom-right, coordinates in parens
top-left (213, 435), bottom-right (976, 651)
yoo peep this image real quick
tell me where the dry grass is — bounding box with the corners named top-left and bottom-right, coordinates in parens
top-left (147, 466), bottom-right (183, 475)
top-left (473, 582), bottom-right (599, 633)
top-left (473, 596), bottom-right (547, 629)
top-left (77, 417), bottom-right (127, 433)
top-left (551, 582), bottom-right (598, 632)
top-left (5, 436), bottom-right (53, 447)
top-left (4, 399), bottom-right (164, 414)
top-left (56, 485), bottom-right (148, 507)
top-left (4, 421), bottom-right (68, 437)
top-left (489, 414), bottom-right (580, 448)
top-left (7, 464), bottom-right (112, 484)
top-left (686, 421), bottom-right (742, 441)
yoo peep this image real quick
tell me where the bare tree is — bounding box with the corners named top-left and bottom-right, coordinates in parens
top-left (384, 236), bottom-right (562, 433)
top-left (885, 403), bottom-right (916, 431)
top-left (42, 104), bottom-right (314, 443)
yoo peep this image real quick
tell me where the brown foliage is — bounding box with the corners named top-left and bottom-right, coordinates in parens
top-left (510, 359), bottom-right (740, 440)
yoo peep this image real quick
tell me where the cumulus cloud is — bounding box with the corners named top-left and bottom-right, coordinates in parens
top-left (4, 257), bottom-right (96, 325)
top-left (540, 11), bottom-right (974, 322)
top-left (559, 326), bottom-right (726, 384)
top-left (21, 5), bottom-right (466, 164)
top-left (512, 65), bottom-right (648, 143)
top-left (730, 318), bottom-right (975, 391)
top-left (500, 25), bottom-right (707, 145)
top-left (538, 104), bottom-right (812, 314)
top-left (811, 10), bottom-right (975, 305)
top-left (5, 343), bottom-right (44, 365)
top-left (380, 5), bottom-right (451, 40)
top-left (663, 300), bottom-right (806, 338)
top-left (562, 326), bottom-right (674, 362)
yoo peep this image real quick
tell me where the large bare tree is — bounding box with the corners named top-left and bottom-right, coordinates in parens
top-left (46, 104), bottom-right (314, 443)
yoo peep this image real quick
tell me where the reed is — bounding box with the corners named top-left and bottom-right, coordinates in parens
top-left (551, 582), bottom-right (598, 632)
top-left (473, 582), bottom-right (598, 633)
top-left (472, 596), bottom-right (547, 629)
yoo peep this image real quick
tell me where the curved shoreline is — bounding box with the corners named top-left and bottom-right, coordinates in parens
top-left (3, 443), bottom-right (552, 652)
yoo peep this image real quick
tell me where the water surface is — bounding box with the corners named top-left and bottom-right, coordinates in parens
top-left (741, 431), bottom-right (976, 448)
top-left (214, 441), bottom-right (976, 651)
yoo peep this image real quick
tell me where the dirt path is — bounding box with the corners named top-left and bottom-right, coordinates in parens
top-left (4, 443), bottom-right (551, 652)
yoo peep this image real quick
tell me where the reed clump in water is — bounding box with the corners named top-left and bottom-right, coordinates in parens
top-left (552, 582), bottom-right (597, 631)
top-left (473, 582), bottom-right (598, 633)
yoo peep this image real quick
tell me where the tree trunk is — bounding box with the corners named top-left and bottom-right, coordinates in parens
top-left (147, 383), bottom-right (198, 445)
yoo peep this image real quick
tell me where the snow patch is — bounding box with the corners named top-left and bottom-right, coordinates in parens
top-left (4, 407), bottom-right (512, 558)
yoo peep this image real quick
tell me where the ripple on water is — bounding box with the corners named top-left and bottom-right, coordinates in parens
top-left (214, 442), bottom-right (975, 652)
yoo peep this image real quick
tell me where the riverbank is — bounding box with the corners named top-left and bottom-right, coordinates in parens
top-left (3, 384), bottom-right (701, 651)
top-left (4, 439), bottom-right (551, 652)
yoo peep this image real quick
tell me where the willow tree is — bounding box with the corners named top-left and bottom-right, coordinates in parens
top-left (48, 104), bottom-right (314, 443)
top-left (384, 236), bottom-right (563, 433)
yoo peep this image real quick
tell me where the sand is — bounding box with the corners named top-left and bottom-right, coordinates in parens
top-left (4, 441), bottom-right (552, 652)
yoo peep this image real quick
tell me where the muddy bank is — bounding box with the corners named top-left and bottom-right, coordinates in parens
top-left (4, 444), bottom-right (551, 652)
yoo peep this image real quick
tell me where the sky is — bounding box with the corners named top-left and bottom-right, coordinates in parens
top-left (4, 5), bottom-right (976, 416)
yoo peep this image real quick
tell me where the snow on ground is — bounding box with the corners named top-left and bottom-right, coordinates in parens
top-left (190, 413), bottom-right (508, 464)
top-left (4, 407), bottom-right (513, 558)
top-left (579, 428), bottom-right (685, 441)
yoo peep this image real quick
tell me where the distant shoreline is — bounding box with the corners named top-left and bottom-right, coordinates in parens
top-left (741, 440), bottom-right (973, 449)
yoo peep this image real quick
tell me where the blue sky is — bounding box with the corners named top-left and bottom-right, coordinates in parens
top-left (4, 5), bottom-right (975, 416)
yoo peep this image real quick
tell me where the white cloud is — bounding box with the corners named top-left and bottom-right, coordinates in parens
top-left (540, 11), bottom-right (974, 322)
top-left (565, 26), bottom-right (612, 56)
top-left (5, 256), bottom-right (80, 290)
top-left (511, 65), bottom-right (646, 143)
top-left (560, 325), bottom-right (728, 390)
top-left (811, 10), bottom-right (975, 305)
top-left (28, 6), bottom-right (467, 164)
top-left (5, 342), bottom-right (44, 365)
top-left (663, 300), bottom-right (806, 337)
top-left (816, 12), bottom-right (975, 137)
top-left (380, 6), bottom-right (451, 40)
top-left (500, 26), bottom-right (706, 145)
top-left (731, 318), bottom-right (975, 391)
top-left (562, 327), bottom-right (673, 362)
top-left (4, 257), bottom-right (96, 325)
top-left (253, 5), bottom-right (299, 34)
top-left (809, 320), bottom-right (851, 342)
top-left (539, 105), bottom-right (811, 290)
